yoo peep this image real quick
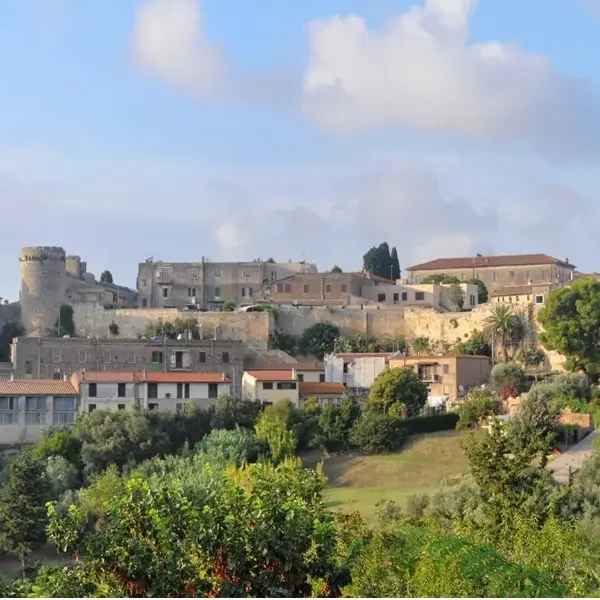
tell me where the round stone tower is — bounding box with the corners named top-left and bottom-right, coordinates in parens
top-left (20, 246), bottom-right (67, 335)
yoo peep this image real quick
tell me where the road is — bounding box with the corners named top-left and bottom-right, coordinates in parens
top-left (547, 430), bottom-right (599, 485)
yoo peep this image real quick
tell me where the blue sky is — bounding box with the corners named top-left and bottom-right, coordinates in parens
top-left (1, 0), bottom-right (600, 298)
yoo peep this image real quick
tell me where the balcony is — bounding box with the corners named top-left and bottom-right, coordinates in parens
top-left (156, 274), bottom-right (172, 284)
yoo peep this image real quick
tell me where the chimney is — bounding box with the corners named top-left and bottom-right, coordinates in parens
top-left (291, 368), bottom-right (297, 380)
top-left (221, 372), bottom-right (226, 381)
top-left (565, 257), bottom-right (569, 264)
top-left (63, 373), bottom-right (68, 382)
top-left (143, 369), bottom-right (147, 380)
top-left (10, 373), bottom-right (14, 382)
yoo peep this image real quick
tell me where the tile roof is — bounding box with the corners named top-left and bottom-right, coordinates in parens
top-left (76, 372), bottom-right (138, 383)
top-left (0, 380), bottom-right (78, 396)
top-left (407, 254), bottom-right (575, 271)
top-left (490, 283), bottom-right (556, 297)
top-left (244, 370), bottom-right (296, 381)
top-left (250, 360), bottom-right (324, 372)
top-left (75, 371), bottom-right (230, 383)
top-left (299, 382), bottom-right (347, 396)
top-left (337, 353), bottom-right (394, 361)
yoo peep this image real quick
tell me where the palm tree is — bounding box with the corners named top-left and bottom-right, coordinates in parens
top-left (484, 305), bottom-right (526, 363)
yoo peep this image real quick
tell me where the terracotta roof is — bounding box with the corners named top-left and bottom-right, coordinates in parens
top-left (299, 382), bottom-right (347, 396)
top-left (337, 353), bottom-right (394, 361)
top-left (250, 360), bottom-right (324, 372)
top-left (490, 285), bottom-right (534, 297)
top-left (407, 254), bottom-right (575, 271)
top-left (0, 380), bottom-right (78, 396)
top-left (75, 371), bottom-right (230, 384)
top-left (244, 370), bottom-right (296, 381)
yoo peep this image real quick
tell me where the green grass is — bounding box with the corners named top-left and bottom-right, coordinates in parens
top-left (303, 430), bottom-right (476, 522)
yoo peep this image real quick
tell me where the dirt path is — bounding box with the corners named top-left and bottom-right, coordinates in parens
top-left (548, 430), bottom-right (599, 485)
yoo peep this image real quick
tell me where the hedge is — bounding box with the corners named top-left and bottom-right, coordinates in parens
top-left (402, 412), bottom-right (459, 434)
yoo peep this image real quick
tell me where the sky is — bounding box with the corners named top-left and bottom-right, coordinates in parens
top-left (2, 0), bottom-right (600, 299)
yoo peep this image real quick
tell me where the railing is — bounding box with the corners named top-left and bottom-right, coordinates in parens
top-left (0, 411), bottom-right (19, 425)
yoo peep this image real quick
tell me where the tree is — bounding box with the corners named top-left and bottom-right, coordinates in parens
top-left (449, 282), bottom-right (465, 311)
top-left (411, 336), bottom-right (430, 355)
top-left (390, 247), bottom-right (401, 280)
top-left (350, 411), bottom-right (407, 453)
top-left (315, 396), bottom-right (361, 452)
top-left (0, 449), bottom-right (51, 574)
top-left (99, 270), bottom-right (113, 284)
top-left (145, 317), bottom-right (200, 340)
top-left (198, 427), bottom-right (262, 466)
top-left (491, 362), bottom-right (525, 400)
top-left (519, 347), bottom-right (546, 369)
top-left (254, 402), bottom-right (297, 463)
top-left (211, 395), bottom-right (262, 430)
top-left (457, 389), bottom-right (502, 429)
top-left (108, 322), bottom-right (119, 336)
top-left (484, 304), bottom-right (526, 362)
top-left (362, 242), bottom-right (394, 279)
top-left (222, 301), bottom-right (235, 312)
top-left (0, 321), bottom-right (24, 362)
top-left (421, 274), bottom-right (460, 284)
top-left (467, 278), bottom-right (488, 304)
top-left (455, 330), bottom-right (492, 357)
top-left (51, 305), bottom-right (76, 338)
top-left (538, 278), bottom-right (600, 378)
top-left (331, 265), bottom-right (343, 273)
top-left (300, 322), bottom-right (340, 358)
top-left (369, 368), bottom-right (428, 417)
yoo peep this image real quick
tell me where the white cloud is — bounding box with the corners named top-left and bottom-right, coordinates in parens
top-left (132, 0), bottom-right (225, 95)
top-left (303, 0), bottom-right (600, 155)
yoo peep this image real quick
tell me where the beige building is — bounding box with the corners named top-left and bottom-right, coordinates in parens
top-left (242, 369), bottom-right (300, 405)
top-left (137, 258), bottom-right (317, 310)
top-left (249, 360), bottom-right (325, 382)
top-left (0, 378), bottom-right (79, 445)
top-left (77, 371), bottom-right (231, 413)
top-left (407, 254), bottom-right (575, 293)
top-left (490, 283), bottom-right (558, 306)
top-left (388, 355), bottom-right (491, 404)
top-left (298, 381), bottom-right (347, 407)
top-left (11, 337), bottom-right (244, 396)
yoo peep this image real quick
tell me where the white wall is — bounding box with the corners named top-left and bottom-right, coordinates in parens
top-left (139, 381), bottom-right (231, 411)
top-left (297, 370), bottom-right (324, 383)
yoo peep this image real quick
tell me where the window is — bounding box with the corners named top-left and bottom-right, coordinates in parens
top-left (118, 383), bottom-right (126, 398)
top-left (118, 404), bottom-right (125, 410)
top-left (297, 373), bottom-right (304, 382)
top-left (401, 292), bottom-right (408, 301)
top-left (128, 351), bottom-right (136, 364)
top-left (325, 284), bottom-right (331, 293)
top-left (535, 295), bottom-right (544, 304)
top-left (277, 283), bottom-right (283, 293)
top-left (492, 271), bottom-right (497, 282)
top-left (26, 397), bottom-right (46, 412)
top-left (277, 382), bottom-right (297, 390)
top-left (89, 383), bottom-right (97, 398)
top-left (527, 295), bottom-right (531, 301)
top-left (53, 370), bottom-right (61, 380)
top-left (199, 351), bottom-right (207, 363)
top-left (242, 287), bottom-right (253, 298)
top-left (415, 292), bottom-right (425, 301)
top-left (271, 270), bottom-right (277, 281)
top-left (142, 297), bottom-right (148, 307)
top-left (443, 364), bottom-right (449, 375)
top-left (393, 293), bottom-right (399, 302)
top-left (78, 350), bottom-right (87, 364)
top-left (162, 287), bottom-right (169, 298)
top-left (24, 361), bottom-right (32, 375)
top-left (461, 273), bottom-right (466, 280)
top-left (152, 351), bottom-right (163, 364)
top-left (55, 397), bottom-right (75, 411)
top-left (0, 397), bottom-right (18, 412)
top-left (177, 383), bottom-right (183, 398)
top-left (148, 383), bottom-right (158, 399)
top-left (221, 351), bottom-right (229, 364)
top-left (303, 284), bottom-right (310, 293)
top-left (509, 271), bottom-right (515, 281)
top-left (88, 404), bottom-right (96, 413)
top-left (341, 284), bottom-right (347, 293)
top-left (214, 269), bottom-right (222, 278)
top-left (525, 271), bottom-right (531, 281)
top-left (188, 287), bottom-right (197, 297)
top-left (263, 382), bottom-right (274, 390)
top-left (509, 297), bottom-right (512, 303)
top-left (184, 383), bottom-right (190, 399)
top-left (208, 383), bottom-right (218, 399)
top-left (470, 294), bottom-right (475, 306)
top-left (190, 268), bottom-right (199, 280)
top-left (176, 403), bottom-right (184, 413)
top-left (53, 397), bottom-right (76, 425)
top-left (52, 349), bottom-right (61, 363)
top-left (148, 403), bottom-right (158, 411)
top-left (141, 278), bottom-right (147, 287)
top-left (319, 373), bottom-right (325, 382)
top-left (377, 293), bottom-right (386, 302)
top-left (242, 269), bottom-right (251, 278)
top-left (284, 284), bottom-right (291, 293)
top-left (214, 287), bottom-right (221, 299)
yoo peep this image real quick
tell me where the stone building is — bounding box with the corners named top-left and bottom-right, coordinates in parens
top-left (11, 337), bottom-right (245, 396)
top-left (19, 246), bottom-right (137, 335)
top-left (406, 254), bottom-right (576, 293)
top-left (136, 258), bottom-right (317, 310)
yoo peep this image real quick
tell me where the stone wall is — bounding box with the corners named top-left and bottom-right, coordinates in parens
top-left (0, 302), bottom-right (21, 333)
top-left (72, 304), bottom-right (273, 345)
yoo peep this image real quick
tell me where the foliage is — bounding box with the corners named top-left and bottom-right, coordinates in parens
top-left (0, 449), bottom-right (51, 571)
top-left (298, 397), bottom-right (322, 448)
top-left (45, 459), bottom-right (339, 598)
top-left (335, 333), bottom-right (407, 354)
top-left (484, 304), bottom-right (527, 362)
top-left (552, 395), bottom-right (590, 414)
top-left (449, 282), bottom-right (465, 311)
top-left (299, 322), bottom-right (340, 358)
top-left (0, 321), bottom-right (23, 362)
top-left (369, 368), bottom-right (428, 417)
top-left (254, 402), bottom-right (298, 463)
top-left (349, 411), bottom-right (408, 453)
top-left (99, 270), bottom-right (113, 284)
top-left (331, 265), bottom-right (343, 273)
top-left (519, 347), bottom-right (547, 368)
top-left (268, 329), bottom-right (299, 355)
top-left (46, 455), bottom-right (80, 500)
top-left (198, 427), bottom-right (263, 466)
top-left (315, 397), bottom-right (362, 452)
top-left (411, 336), bottom-right (430, 355)
top-left (222, 301), bottom-right (235, 312)
top-left (538, 277), bottom-right (600, 378)
top-left (401, 412), bottom-right (459, 434)
top-left (30, 564), bottom-right (99, 598)
top-left (211, 395), bottom-right (262, 430)
top-left (421, 274), bottom-right (460, 284)
top-left (50, 304), bottom-right (76, 337)
top-left (144, 317), bottom-right (200, 340)
top-left (35, 429), bottom-right (83, 469)
top-left (491, 361), bottom-right (525, 399)
top-left (457, 389), bottom-right (502, 429)
top-left (362, 242), bottom-right (398, 280)
top-left (108, 322), bottom-right (119, 336)
top-left (547, 372), bottom-right (591, 400)
top-left (466, 277), bottom-right (489, 304)
top-left (454, 330), bottom-right (492, 357)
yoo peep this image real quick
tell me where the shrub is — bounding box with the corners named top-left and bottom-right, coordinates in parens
top-left (254, 402), bottom-right (297, 463)
top-left (350, 411), bottom-right (408, 454)
top-left (457, 389), bottom-right (502, 429)
top-left (198, 427), bottom-right (262, 466)
top-left (211, 396), bottom-right (262, 430)
top-left (401, 413), bottom-right (459, 434)
top-left (222, 301), bottom-right (235, 312)
top-left (491, 362), bottom-right (525, 399)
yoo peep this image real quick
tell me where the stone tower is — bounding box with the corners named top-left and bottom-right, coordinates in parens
top-left (20, 246), bottom-right (67, 335)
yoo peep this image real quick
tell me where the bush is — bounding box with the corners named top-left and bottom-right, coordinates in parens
top-left (254, 402), bottom-right (297, 463)
top-left (491, 362), bottom-right (525, 399)
top-left (401, 413), bottom-right (459, 434)
top-left (457, 389), bottom-right (502, 429)
top-left (198, 427), bottom-right (262, 466)
top-left (222, 301), bottom-right (235, 312)
top-left (211, 396), bottom-right (262, 430)
top-left (350, 411), bottom-right (408, 454)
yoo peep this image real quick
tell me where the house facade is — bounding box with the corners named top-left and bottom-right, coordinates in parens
top-left (242, 370), bottom-right (300, 405)
top-left (387, 355), bottom-right (491, 404)
top-left (298, 382), bottom-right (347, 407)
top-left (324, 353), bottom-right (393, 391)
top-left (248, 361), bottom-right (325, 383)
top-left (407, 254), bottom-right (576, 293)
top-left (490, 283), bottom-right (558, 306)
